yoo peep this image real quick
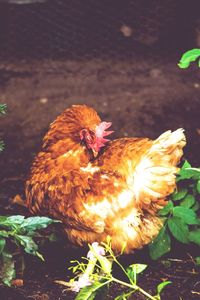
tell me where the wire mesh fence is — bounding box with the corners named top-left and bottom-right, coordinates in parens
top-left (0, 0), bottom-right (199, 60)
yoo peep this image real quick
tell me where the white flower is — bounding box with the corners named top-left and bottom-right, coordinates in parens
top-left (87, 242), bottom-right (105, 260)
top-left (71, 274), bottom-right (93, 293)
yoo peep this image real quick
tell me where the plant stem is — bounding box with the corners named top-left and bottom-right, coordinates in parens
top-left (112, 277), bottom-right (157, 300)
top-left (84, 257), bottom-right (98, 276)
top-left (110, 253), bottom-right (135, 285)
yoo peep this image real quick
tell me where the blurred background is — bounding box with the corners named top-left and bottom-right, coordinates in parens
top-left (0, 0), bottom-right (200, 203)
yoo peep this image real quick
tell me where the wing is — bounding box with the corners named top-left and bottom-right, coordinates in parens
top-left (65, 166), bottom-right (164, 253)
top-left (96, 130), bottom-right (186, 213)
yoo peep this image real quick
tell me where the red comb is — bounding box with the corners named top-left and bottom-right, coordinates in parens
top-left (95, 122), bottom-right (113, 138)
top-left (94, 122), bottom-right (113, 151)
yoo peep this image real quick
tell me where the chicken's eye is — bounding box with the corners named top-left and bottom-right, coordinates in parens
top-left (79, 129), bottom-right (95, 147)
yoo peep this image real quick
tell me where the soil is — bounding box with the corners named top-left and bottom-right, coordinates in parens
top-left (0, 54), bottom-right (200, 300)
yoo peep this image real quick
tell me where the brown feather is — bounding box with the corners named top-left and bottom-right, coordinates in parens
top-left (26, 105), bottom-right (186, 253)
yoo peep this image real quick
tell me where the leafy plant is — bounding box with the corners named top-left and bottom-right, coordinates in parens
top-left (0, 215), bottom-right (58, 286)
top-left (195, 256), bottom-right (200, 266)
top-left (0, 104), bottom-right (6, 152)
top-left (149, 161), bottom-right (200, 260)
top-left (56, 239), bottom-right (171, 300)
top-left (178, 48), bottom-right (200, 68)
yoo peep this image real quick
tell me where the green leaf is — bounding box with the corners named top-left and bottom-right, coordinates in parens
top-left (171, 188), bottom-right (188, 201)
top-left (168, 217), bottom-right (189, 243)
top-left (0, 230), bottom-right (9, 238)
top-left (0, 238), bottom-right (6, 254)
top-left (178, 49), bottom-right (200, 68)
top-left (180, 194), bottom-right (195, 208)
top-left (149, 226), bottom-right (171, 260)
top-left (15, 235), bottom-right (38, 255)
top-left (181, 160), bottom-right (191, 169)
top-left (178, 168), bottom-right (200, 181)
top-left (20, 216), bottom-right (58, 232)
top-left (195, 257), bottom-right (200, 266)
top-left (128, 264), bottom-right (147, 275)
top-left (0, 252), bottom-right (15, 286)
top-left (0, 216), bottom-right (8, 224)
top-left (4, 215), bottom-right (25, 227)
top-left (75, 282), bottom-right (105, 300)
top-left (0, 215), bottom-right (25, 230)
top-left (189, 229), bottom-right (200, 246)
top-left (173, 207), bottom-right (198, 224)
top-left (127, 264), bottom-right (147, 284)
top-left (97, 256), bottom-right (112, 275)
top-left (7, 215), bottom-right (25, 224)
top-left (192, 201), bottom-right (200, 212)
top-left (177, 161), bottom-right (200, 181)
top-left (197, 180), bottom-right (200, 194)
top-left (0, 141), bottom-right (5, 152)
top-left (159, 201), bottom-right (173, 216)
top-left (0, 104), bottom-right (6, 115)
top-left (157, 281), bottom-right (172, 295)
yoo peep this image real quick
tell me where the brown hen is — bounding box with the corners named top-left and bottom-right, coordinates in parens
top-left (26, 105), bottom-right (186, 253)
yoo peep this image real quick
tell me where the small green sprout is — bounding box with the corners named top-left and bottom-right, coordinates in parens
top-left (178, 48), bottom-right (200, 68)
top-left (57, 239), bottom-right (171, 299)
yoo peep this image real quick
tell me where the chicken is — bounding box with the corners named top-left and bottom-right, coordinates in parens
top-left (26, 105), bottom-right (186, 253)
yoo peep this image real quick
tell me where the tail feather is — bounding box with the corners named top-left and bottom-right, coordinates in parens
top-left (151, 128), bottom-right (186, 163)
top-left (133, 129), bottom-right (186, 212)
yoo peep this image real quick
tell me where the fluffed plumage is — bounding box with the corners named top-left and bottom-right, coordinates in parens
top-left (26, 105), bottom-right (186, 253)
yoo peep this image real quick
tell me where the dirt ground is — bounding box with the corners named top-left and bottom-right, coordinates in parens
top-left (0, 55), bottom-right (200, 299)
